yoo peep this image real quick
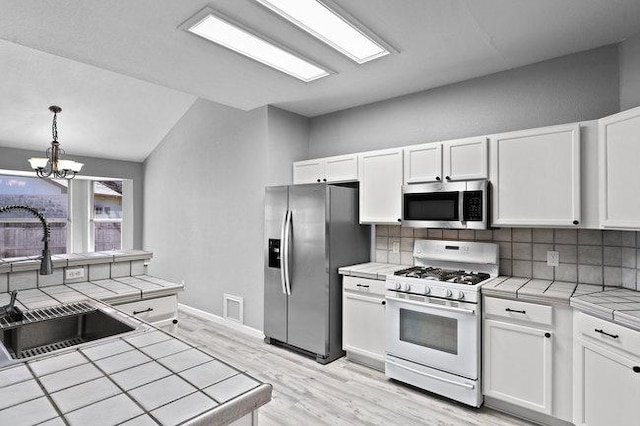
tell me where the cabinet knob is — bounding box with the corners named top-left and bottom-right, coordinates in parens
top-left (633, 366), bottom-right (640, 373)
top-left (323, 178), bottom-right (327, 182)
top-left (445, 176), bottom-right (451, 181)
top-left (316, 179), bottom-right (321, 182)
top-left (572, 220), bottom-right (579, 225)
top-left (544, 332), bottom-right (551, 338)
top-left (397, 218), bottom-right (402, 222)
top-left (381, 300), bottom-right (386, 305)
top-left (435, 176), bottom-right (441, 181)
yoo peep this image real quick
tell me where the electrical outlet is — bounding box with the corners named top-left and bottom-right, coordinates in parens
top-left (547, 251), bottom-right (560, 267)
top-left (65, 267), bottom-right (85, 280)
top-left (392, 241), bottom-right (400, 253)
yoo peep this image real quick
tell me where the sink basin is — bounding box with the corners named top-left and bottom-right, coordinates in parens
top-left (0, 302), bottom-right (137, 361)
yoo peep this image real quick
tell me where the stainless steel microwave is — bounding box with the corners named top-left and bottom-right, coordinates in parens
top-left (401, 180), bottom-right (488, 229)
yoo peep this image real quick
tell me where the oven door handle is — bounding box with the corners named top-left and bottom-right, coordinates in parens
top-left (386, 359), bottom-right (475, 390)
top-left (385, 295), bottom-right (476, 315)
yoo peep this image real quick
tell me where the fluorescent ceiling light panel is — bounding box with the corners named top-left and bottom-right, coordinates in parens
top-left (254, 0), bottom-right (390, 64)
top-left (187, 13), bottom-right (329, 82)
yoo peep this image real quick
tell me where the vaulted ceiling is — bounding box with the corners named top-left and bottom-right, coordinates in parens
top-left (1, 0), bottom-right (639, 161)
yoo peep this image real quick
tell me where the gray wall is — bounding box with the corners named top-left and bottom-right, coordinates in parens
top-left (309, 45), bottom-right (620, 157)
top-left (620, 32), bottom-right (640, 110)
top-left (0, 145), bottom-right (144, 249)
top-left (266, 106), bottom-right (309, 186)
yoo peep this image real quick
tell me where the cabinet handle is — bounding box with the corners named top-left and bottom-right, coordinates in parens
top-left (435, 176), bottom-right (441, 181)
top-left (633, 366), bottom-right (640, 373)
top-left (323, 178), bottom-right (327, 182)
top-left (397, 218), bottom-right (402, 222)
top-left (133, 308), bottom-right (153, 315)
top-left (445, 176), bottom-right (451, 181)
top-left (505, 308), bottom-right (526, 314)
top-left (317, 179), bottom-right (321, 182)
top-left (356, 284), bottom-right (370, 288)
top-left (381, 300), bottom-right (386, 305)
top-left (572, 220), bottom-right (579, 225)
top-left (594, 328), bottom-right (619, 339)
top-left (544, 332), bottom-right (551, 338)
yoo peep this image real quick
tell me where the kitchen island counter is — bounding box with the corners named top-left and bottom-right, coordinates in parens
top-left (0, 300), bottom-right (271, 425)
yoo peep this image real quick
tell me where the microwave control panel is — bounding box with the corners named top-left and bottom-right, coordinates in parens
top-left (463, 191), bottom-right (483, 221)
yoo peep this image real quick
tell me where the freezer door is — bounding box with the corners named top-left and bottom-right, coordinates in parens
top-left (287, 184), bottom-right (329, 356)
top-left (264, 186), bottom-right (288, 342)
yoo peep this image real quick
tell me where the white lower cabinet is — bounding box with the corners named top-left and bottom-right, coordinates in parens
top-left (573, 312), bottom-right (640, 426)
top-left (342, 276), bottom-right (386, 370)
top-left (114, 294), bottom-right (178, 324)
top-left (483, 297), bottom-right (573, 423)
top-left (484, 319), bottom-right (553, 414)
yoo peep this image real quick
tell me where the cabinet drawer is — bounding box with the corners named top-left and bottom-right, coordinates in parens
top-left (115, 295), bottom-right (177, 323)
top-left (575, 312), bottom-right (640, 356)
top-left (484, 297), bottom-right (552, 326)
top-left (343, 276), bottom-right (385, 296)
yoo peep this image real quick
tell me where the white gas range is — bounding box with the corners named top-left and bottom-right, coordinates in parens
top-left (384, 239), bottom-right (499, 407)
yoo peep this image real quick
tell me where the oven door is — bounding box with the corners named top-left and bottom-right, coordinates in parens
top-left (386, 291), bottom-right (480, 379)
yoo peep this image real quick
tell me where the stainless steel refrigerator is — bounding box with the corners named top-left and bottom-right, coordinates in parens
top-left (264, 183), bottom-right (370, 364)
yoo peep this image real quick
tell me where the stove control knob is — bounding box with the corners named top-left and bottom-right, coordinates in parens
top-left (403, 283), bottom-right (412, 291)
top-left (394, 282), bottom-right (401, 290)
top-left (423, 286), bottom-right (431, 295)
top-left (445, 289), bottom-right (453, 298)
top-left (456, 291), bottom-right (465, 300)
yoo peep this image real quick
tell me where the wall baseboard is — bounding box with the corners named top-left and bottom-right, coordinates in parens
top-left (178, 303), bottom-right (264, 340)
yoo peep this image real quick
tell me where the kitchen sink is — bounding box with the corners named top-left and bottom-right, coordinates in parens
top-left (0, 302), bottom-right (137, 362)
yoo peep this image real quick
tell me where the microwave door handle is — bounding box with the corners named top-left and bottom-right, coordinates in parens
top-left (284, 210), bottom-right (292, 295)
top-left (459, 191), bottom-right (465, 222)
top-left (279, 211), bottom-right (288, 295)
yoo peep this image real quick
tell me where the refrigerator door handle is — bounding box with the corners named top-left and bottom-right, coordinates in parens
top-left (284, 210), bottom-right (292, 295)
top-left (279, 210), bottom-right (288, 295)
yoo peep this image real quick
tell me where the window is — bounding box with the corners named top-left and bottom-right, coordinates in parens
top-left (0, 171), bottom-right (133, 257)
top-left (93, 180), bottom-right (123, 251)
top-left (0, 175), bottom-right (69, 258)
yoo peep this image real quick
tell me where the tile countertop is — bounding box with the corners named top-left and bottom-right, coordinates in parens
top-left (570, 287), bottom-right (640, 332)
top-left (0, 302), bottom-right (272, 426)
top-left (338, 262), bottom-right (407, 280)
top-left (0, 275), bottom-right (183, 310)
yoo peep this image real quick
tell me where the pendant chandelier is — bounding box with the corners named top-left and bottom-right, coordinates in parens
top-left (28, 105), bottom-right (83, 179)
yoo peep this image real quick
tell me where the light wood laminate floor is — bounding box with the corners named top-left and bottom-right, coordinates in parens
top-left (162, 310), bottom-right (533, 426)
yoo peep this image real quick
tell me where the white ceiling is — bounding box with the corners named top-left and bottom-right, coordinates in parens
top-left (0, 0), bottom-right (639, 161)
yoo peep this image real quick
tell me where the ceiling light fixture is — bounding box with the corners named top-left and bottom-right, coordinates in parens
top-left (253, 0), bottom-right (391, 64)
top-left (28, 106), bottom-right (83, 179)
top-left (184, 10), bottom-right (330, 82)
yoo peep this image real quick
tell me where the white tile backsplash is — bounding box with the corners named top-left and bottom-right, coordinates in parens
top-left (375, 226), bottom-right (640, 286)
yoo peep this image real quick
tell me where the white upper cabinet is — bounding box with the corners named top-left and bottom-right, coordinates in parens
top-left (489, 124), bottom-right (581, 227)
top-left (293, 159), bottom-right (324, 184)
top-left (359, 148), bottom-right (403, 224)
top-left (403, 137), bottom-right (487, 184)
top-left (404, 142), bottom-right (442, 183)
top-left (293, 154), bottom-right (358, 184)
top-left (598, 106), bottom-right (640, 229)
top-left (442, 137), bottom-right (488, 181)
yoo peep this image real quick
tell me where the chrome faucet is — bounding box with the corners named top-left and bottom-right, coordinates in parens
top-left (0, 205), bottom-right (53, 275)
top-left (0, 290), bottom-right (22, 322)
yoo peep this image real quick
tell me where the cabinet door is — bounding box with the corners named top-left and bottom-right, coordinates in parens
top-left (293, 159), bottom-right (324, 184)
top-left (599, 107), bottom-right (640, 229)
top-left (484, 319), bottom-right (553, 414)
top-left (403, 143), bottom-right (442, 184)
top-left (574, 338), bottom-right (640, 426)
top-left (442, 137), bottom-right (488, 181)
top-left (342, 291), bottom-right (386, 362)
top-left (359, 148), bottom-right (403, 224)
top-left (324, 154), bottom-right (358, 183)
top-left (489, 124), bottom-right (580, 227)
